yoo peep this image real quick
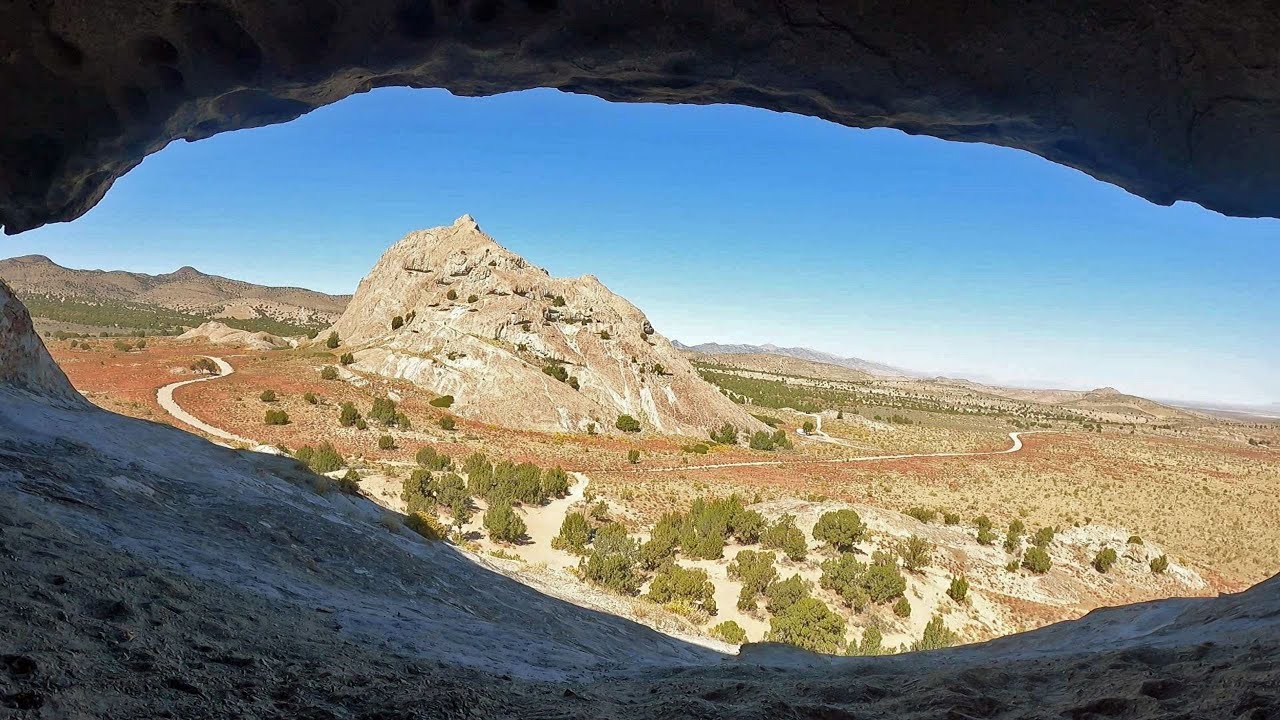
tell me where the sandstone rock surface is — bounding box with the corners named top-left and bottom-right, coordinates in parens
top-left (178, 320), bottom-right (299, 350)
top-left (330, 215), bottom-right (763, 436)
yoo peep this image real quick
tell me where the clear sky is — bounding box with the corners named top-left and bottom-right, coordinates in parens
top-left (6, 88), bottom-right (1278, 405)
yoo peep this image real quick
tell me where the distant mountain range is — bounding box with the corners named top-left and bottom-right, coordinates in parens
top-left (672, 341), bottom-right (919, 378)
top-left (0, 254), bottom-right (349, 334)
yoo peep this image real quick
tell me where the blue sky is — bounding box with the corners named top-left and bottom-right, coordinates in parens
top-left (7, 88), bottom-right (1278, 404)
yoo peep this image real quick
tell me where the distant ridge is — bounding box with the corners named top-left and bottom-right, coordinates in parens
top-left (674, 340), bottom-right (918, 378)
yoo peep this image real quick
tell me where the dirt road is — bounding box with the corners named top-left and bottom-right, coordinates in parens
top-left (156, 355), bottom-right (255, 445)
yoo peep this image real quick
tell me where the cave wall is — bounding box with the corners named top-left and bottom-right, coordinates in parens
top-left (3, 0), bottom-right (1280, 234)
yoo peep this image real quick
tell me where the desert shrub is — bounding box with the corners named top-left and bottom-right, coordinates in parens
top-left (355, 418), bottom-right (367, 430)
top-left (943, 512), bottom-right (961, 525)
top-left (861, 562), bottom-right (907, 604)
top-left (1128, 535), bottom-right (1144, 545)
top-left (976, 527), bottom-right (996, 545)
top-left (728, 549), bottom-right (777, 610)
top-left (339, 352), bottom-right (354, 365)
top-left (541, 466), bottom-right (570, 498)
top-left (294, 446), bottom-right (314, 465)
top-left (320, 365), bottom-right (338, 380)
top-left (325, 331), bottom-right (339, 349)
top-left (446, 289), bottom-right (458, 301)
top-left (1022, 546), bottom-right (1052, 573)
top-left (898, 535), bottom-right (934, 572)
top-left (390, 315), bottom-right (403, 330)
top-left (191, 357), bottom-right (219, 374)
top-left (435, 473), bottom-right (472, 527)
top-left (975, 515), bottom-right (993, 531)
top-left (1032, 526), bottom-right (1055, 549)
top-left (467, 294), bottom-right (478, 303)
top-left (402, 469), bottom-right (435, 515)
top-left (947, 575), bottom-right (969, 603)
top-left (812, 509), bottom-right (867, 552)
top-left (682, 442), bottom-right (710, 454)
top-left (893, 597), bottom-right (912, 618)
top-left (415, 446), bottom-right (451, 470)
top-left (378, 434), bottom-right (395, 450)
top-left (369, 397), bottom-right (399, 426)
top-left (627, 449), bottom-right (640, 464)
top-left (259, 389), bottom-right (277, 402)
top-left (542, 364), bottom-right (569, 382)
top-left (615, 414), bottom-right (641, 433)
top-left (819, 554), bottom-right (869, 610)
top-left (582, 523), bottom-right (641, 594)
top-left (339, 402), bottom-right (361, 427)
top-left (764, 574), bottom-right (812, 615)
top-left (647, 564), bottom-right (716, 614)
top-left (337, 469), bottom-right (361, 494)
top-left (113, 339), bottom-right (133, 352)
top-left (748, 429), bottom-right (792, 451)
top-left (589, 500), bottom-right (610, 521)
top-left (855, 626), bottom-right (886, 656)
top-left (904, 506), bottom-right (937, 523)
top-left (911, 616), bottom-right (959, 652)
top-left (552, 512), bottom-right (592, 554)
top-left (1004, 519), bottom-right (1026, 554)
top-left (309, 441), bottom-right (345, 473)
top-left (552, 295), bottom-right (566, 307)
top-left (439, 415), bottom-right (456, 431)
top-left (429, 395), bottom-right (454, 408)
top-left (710, 621), bottom-right (748, 645)
top-left (264, 409), bottom-right (290, 425)
top-left (303, 392), bottom-right (318, 405)
top-left (767, 597), bottom-right (846, 654)
top-left (762, 514), bottom-right (808, 561)
top-left (1150, 554), bottom-right (1169, 574)
top-left (802, 419), bottom-right (816, 433)
top-left (709, 423), bottom-right (737, 444)
top-left (1093, 547), bottom-right (1118, 573)
top-left (638, 514), bottom-right (681, 571)
top-left (404, 512), bottom-right (446, 541)
top-left (484, 503), bottom-right (526, 544)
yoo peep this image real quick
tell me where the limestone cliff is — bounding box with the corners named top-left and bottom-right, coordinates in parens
top-left (329, 216), bottom-right (763, 436)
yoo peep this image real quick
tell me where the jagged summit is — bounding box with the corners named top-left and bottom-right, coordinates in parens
top-left (329, 218), bottom-right (763, 436)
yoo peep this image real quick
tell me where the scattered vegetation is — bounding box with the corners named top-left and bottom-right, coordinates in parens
top-left (709, 620), bottom-right (748, 645)
top-left (615, 414), bottom-right (641, 433)
top-left (264, 409), bottom-right (290, 425)
top-left (1022, 546), bottom-right (1052, 574)
top-left (811, 509), bottom-right (867, 552)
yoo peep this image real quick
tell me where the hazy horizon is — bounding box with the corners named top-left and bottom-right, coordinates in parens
top-left (4, 87), bottom-right (1276, 406)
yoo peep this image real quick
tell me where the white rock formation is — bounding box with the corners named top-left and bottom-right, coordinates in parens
top-left (178, 321), bottom-right (300, 350)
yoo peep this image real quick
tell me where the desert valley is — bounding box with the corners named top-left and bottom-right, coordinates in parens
top-left (4, 215), bottom-right (1276, 668)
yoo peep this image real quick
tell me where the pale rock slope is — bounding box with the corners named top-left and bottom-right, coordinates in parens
top-left (178, 320), bottom-right (300, 350)
top-left (0, 278), bottom-right (87, 408)
top-left (329, 215), bottom-right (763, 436)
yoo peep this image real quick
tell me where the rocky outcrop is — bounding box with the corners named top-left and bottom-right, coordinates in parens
top-left (178, 320), bottom-right (299, 350)
top-left (329, 215), bottom-right (763, 436)
top-left (4, 1), bottom-right (1280, 234)
top-left (0, 279), bottom-right (88, 408)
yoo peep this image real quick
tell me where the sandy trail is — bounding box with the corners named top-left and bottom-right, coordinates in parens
top-left (641, 431), bottom-right (1046, 473)
top-left (156, 355), bottom-right (255, 445)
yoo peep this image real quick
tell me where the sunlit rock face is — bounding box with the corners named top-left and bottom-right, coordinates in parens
top-left (0, 280), bottom-right (87, 408)
top-left (3, 0), bottom-right (1280, 234)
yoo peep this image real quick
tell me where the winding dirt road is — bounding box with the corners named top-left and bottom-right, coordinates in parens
top-left (640, 431), bottom-right (1046, 473)
top-left (157, 355), bottom-right (255, 445)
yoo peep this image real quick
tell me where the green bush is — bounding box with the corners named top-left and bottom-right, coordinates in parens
top-left (113, 339), bottom-right (133, 352)
top-left (854, 626), bottom-right (886, 656)
top-left (647, 564), bottom-right (716, 614)
top-left (709, 422), bottom-right (737, 444)
top-left (542, 364), bottom-right (569, 383)
top-left (552, 512), bottom-right (592, 554)
top-left (308, 441), bottom-right (344, 474)
top-left (1022, 546), bottom-right (1052, 573)
top-left (552, 295), bottom-right (566, 307)
top-left (710, 621), bottom-right (748, 645)
top-left (911, 616), bottom-right (959, 652)
top-left (682, 442), bottom-right (710, 454)
top-left (627, 449), bottom-right (640, 464)
top-left (762, 514), bottom-right (807, 561)
top-left (355, 418), bottom-right (367, 430)
top-left (429, 395), bottom-right (455, 408)
top-left (893, 597), bottom-right (912, 618)
top-left (303, 392), bottom-right (318, 405)
top-left (320, 365), bottom-right (338, 380)
top-left (1004, 519), bottom-right (1026, 554)
top-left (975, 515), bottom-right (993, 531)
top-left (264, 409), bottom-right (290, 425)
top-left (728, 549), bottom-right (777, 610)
top-left (801, 420), bottom-right (816, 433)
top-left (446, 289), bottom-right (458, 301)
top-left (581, 523), bottom-right (641, 594)
top-left (943, 512), bottom-right (961, 525)
top-left (1093, 547), bottom-right (1118, 573)
top-left (904, 507), bottom-right (937, 523)
top-left (467, 294), bottom-right (478, 303)
top-left (339, 352), bottom-right (354, 365)
top-left (541, 466), bottom-right (570, 498)
top-left (484, 503), bottom-right (527, 543)
top-left (339, 402), bottom-right (361, 427)
top-left (748, 429), bottom-right (792, 451)
top-left (378, 434), bottom-right (395, 450)
top-left (1150, 554), bottom-right (1169, 574)
top-left (370, 397), bottom-right (399, 426)
top-left (947, 575), bottom-right (969, 603)
top-left (976, 527), bottom-right (996, 546)
top-left (338, 469), bottom-right (360, 495)
top-left (325, 332), bottom-right (339, 349)
top-left (439, 416), bottom-right (456, 431)
top-left (812, 509), bottom-right (867, 552)
top-left (404, 512), bottom-right (445, 541)
top-left (260, 389), bottom-right (277, 402)
top-left (862, 561), bottom-right (907, 604)
top-left (764, 574), bottom-right (811, 615)
top-left (1127, 535), bottom-right (1144, 545)
top-left (898, 535), bottom-right (933, 572)
top-left (1032, 527), bottom-right (1055, 549)
top-left (819, 554), bottom-right (869, 610)
top-left (416, 446), bottom-right (452, 470)
top-left (390, 315), bottom-right (403, 330)
top-left (436, 473), bottom-right (471, 527)
top-left (615, 414), bottom-right (641, 433)
top-left (767, 597), bottom-right (846, 654)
